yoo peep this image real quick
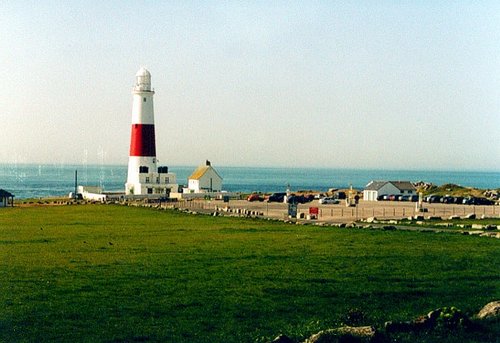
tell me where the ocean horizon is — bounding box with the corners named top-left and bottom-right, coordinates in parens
top-left (0, 163), bottom-right (498, 199)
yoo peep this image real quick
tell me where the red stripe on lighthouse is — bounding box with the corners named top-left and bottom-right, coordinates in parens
top-left (129, 124), bottom-right (156, 156)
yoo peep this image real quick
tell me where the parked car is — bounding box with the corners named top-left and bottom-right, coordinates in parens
top-left (306, 194), bottom-right (315, 202)
top-left (247, 194), bottom-right (263, 202)
top-left (267, 192), bottom-right (286, 203)
top-left (426, 195), bottom-right (442, 203)
top-left (441, 196), bottom-right (454, 204)
top-left (288, 195), bottom-right (314, 204)
top-left (319, 197), bottom-right (339, 205)
top-left (465, 197), bottom-right (494, 205)
top-left (401, 195), bottom-right (411, 202)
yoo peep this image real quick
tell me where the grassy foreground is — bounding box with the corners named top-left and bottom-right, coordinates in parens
top-left (0, 205), bottom-right (499, 342)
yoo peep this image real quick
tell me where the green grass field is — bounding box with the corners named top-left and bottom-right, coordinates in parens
top-left (1, 205), bottom-right (499, 342)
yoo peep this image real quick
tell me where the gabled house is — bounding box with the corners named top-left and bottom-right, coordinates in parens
top-left (186, 160), bottom-right (223, 193)
top-left (0, 189), bottom-right (14, 207)
top-left (363, 181), bottom-right (415, 201)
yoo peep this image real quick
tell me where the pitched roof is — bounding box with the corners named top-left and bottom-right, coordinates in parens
top-left (390, 181), bottom-right (415, 191)
top-left (364, 181), bottom-right (388, 191)
top-left (364, 181), bottom-right (415, 191)
top-left (0, 189), bottom-right (14, 197)
top-left (188, 165), bottom-right (222, 181)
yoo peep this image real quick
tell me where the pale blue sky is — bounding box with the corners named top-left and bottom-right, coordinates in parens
top-left (1, 1), bottom-right (499, 170)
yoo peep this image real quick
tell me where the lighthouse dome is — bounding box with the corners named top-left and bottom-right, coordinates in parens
top-left (136, 67), bottom-right (151, 77)
top-left (135, 67), bottom-right (151, 91)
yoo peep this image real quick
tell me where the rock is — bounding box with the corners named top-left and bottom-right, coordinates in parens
top-left (477, 301), bottom-right (500, 319)
top-left (433, 306), bottom-right (471, 329)
top-left (471, 224), bottom-right (483, 229)
top-left (413, 215), bottom-right (424, 220)
top-left (426, 216), bottom-right (441, 220)
top-left (449, 215), bottom-right (460, 220)
top-left (366, 217), bottom-right (376, 223)
top-left (436, 222), bottom-right (452, 227)
top-left (385, 309), bottom-right (444, 334)
top-left (346, 222), bottom-right (356, 228)
top-left (271, 334), bottom-right (295, 343)
top-left (383, 225), bottom-right (396, 231)
top-left (384, 321), bottom-right (413, 333)
top-left (388, 220), bottom-right (398, 224)
top-left (484, 224), bottom-right (497, 231)
top-left (465, 213), bottom-right (476, 219)
top-left (304, 326), bottom-right (378, 343)
top-left (480, 232), bottom-right (497, 238)
top-left (427, 308), bottom-right (442, 322)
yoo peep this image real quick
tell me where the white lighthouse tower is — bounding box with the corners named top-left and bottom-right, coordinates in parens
top-left (125, 67), bottom-right (177, 196)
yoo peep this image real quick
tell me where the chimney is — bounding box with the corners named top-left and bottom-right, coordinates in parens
top-left (206, 160), bottom-right (211, 166)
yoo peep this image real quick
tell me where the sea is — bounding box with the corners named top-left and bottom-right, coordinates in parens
top-left (0, 164), bottom-right (498, 199)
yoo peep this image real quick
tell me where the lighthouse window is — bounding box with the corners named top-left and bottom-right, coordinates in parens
top-left (143, 97), bottom-right (146, 102)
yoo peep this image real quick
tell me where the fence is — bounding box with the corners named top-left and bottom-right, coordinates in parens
top-left (161, 199), bottom-right (499, 222)
top-left (314, 205), bottom-right (499, 221)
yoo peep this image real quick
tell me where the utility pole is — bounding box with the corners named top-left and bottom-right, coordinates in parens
top-left (74, 170), bottom-right (78, 199)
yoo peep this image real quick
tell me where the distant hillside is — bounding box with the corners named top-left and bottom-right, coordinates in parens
top-left (416, 183), bottom-right (499, 199)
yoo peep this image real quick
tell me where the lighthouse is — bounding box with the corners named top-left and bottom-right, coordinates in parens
top-left (125, 67), bottom-right (177, 196)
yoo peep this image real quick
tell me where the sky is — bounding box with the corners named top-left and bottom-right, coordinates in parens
top-left (1, 1), bottom-right (499, 171)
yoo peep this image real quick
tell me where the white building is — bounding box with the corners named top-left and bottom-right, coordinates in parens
top-left (363, 181), bottom-right (416, 201)
top-left (185, 161), bottom-right (223, 193)
top-left (125, 67), bottom-right (178, 197)
top-left (77, 186), bottom-right (108, 202)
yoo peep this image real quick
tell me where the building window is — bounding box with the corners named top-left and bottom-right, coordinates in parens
top-left (143, 97), bottom-right (146, 102)
top-left (145, 177), bottom-right (150, 183)
top-left (165, 177), bottom-right (169, 183)
top-left (156, 177), bottom-right (160, 184)
top-left (147, 188), bottom-right (153, 194)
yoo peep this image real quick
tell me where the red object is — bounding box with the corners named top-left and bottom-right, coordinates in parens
top-left (129, 124), bottom-right (156, 156)
top-left (309, 207), bottom-right (319, 215)
top-left (247, 194), bottom-right (263, 202)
